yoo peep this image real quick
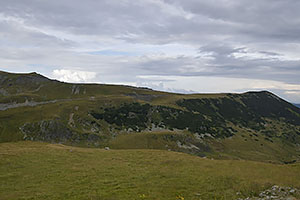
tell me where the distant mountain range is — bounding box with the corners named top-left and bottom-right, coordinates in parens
top-left (0, 70), bottom-right (300, 164)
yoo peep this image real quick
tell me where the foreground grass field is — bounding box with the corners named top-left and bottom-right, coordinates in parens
top-left (0, 142), bottom-right (300, 200)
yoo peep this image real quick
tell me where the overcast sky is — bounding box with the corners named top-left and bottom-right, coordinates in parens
top-left (1, 0), bottom-right (300, 102)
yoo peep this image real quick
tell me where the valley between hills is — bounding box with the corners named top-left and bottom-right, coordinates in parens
top-left (1, 70), bottom-right (300, 199)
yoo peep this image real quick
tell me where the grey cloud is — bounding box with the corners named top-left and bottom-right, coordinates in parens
top-left (258, 51), bottom-right (283, 57)
top-left (0, 0), bottom-right (300, 102)
top-left (0, 0), bottom-right (251, 44)
top-left (166, 0), bottom-right (300, 42)
top-left (130, 44), bottom-right (300, 85)
top-left (0, 0), bottom-right (300, 45)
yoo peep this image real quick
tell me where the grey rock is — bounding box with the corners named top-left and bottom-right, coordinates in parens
top-left (20, 120), bottom-right (103, 146)
top-left (238, 185), bottom-right (299, 200)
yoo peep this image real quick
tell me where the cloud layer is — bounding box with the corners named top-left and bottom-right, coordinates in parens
top-left (0, 0), bottom-right (300, 102)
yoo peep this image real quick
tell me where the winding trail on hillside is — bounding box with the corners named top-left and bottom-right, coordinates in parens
top-left (0, 99), bottom-right (71, 111)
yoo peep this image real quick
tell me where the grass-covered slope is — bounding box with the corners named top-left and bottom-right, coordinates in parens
top-left (0, 142), bottom-right (300, 200)
top-left (1, 71), bottom-right (300, 163)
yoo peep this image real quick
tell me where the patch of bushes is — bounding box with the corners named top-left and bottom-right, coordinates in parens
top-left (91, 103), bottom-right (234, 138)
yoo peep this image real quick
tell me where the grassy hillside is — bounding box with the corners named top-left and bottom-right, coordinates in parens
top-left (1, 71), bottom-right (300, 164)
top-left (0, 141), bottom-right (300, 200)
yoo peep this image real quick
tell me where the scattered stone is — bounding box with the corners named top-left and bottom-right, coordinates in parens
top-left (127, 128), bottom-right (133, 132)
top-left (237, 185), bottom-right (299, 200)
top-left (71, 85), bottom-right (80, 95)
top-left (290, 189), bottom-right (295, 194)
top-left (68, 113), bottom-right (75, 127)
top-left (0, 88), bottom-right (8, 96)
top-left (176, 141), bottom-right (200, 150)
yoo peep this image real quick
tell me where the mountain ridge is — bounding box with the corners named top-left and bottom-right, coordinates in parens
top-left (0, 71), bottom-right (300, 163)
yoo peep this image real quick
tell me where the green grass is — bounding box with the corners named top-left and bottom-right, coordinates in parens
top-left (108, 131), bottom-right (190, 150)
top-left (208, 127), bottom-right (300, 163)
top-left (1, 71), bottom-right (300, 167)
top-left (1, 141), bottom-right (300, 200)
top-left (1, 98), bottom-right (300, 163)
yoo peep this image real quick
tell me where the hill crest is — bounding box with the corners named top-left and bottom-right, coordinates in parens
top-left (0, 70), bottom-right (300, 164)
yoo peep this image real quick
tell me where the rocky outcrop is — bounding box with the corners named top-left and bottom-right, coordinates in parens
top-left (0, 71), bottom-right (51, 88)
top-left (14, 73), bottom-right (51, 85)
top-left (20, 120), bottom-right (103, 146)
top-left (71, 85), bottom-right (80, 95)
top-left (237, 185), bottom-right (300, 200)
top-left (0, 89), bottom-right (8, 96)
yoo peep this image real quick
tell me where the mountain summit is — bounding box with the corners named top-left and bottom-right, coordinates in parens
top-left (0, 71), bottom-right (300, 163)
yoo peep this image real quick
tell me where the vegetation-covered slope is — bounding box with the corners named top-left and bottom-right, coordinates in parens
top-left (1, 142), bottom-right (300, 200)
top-left (1, 71), bottom-right (300, 163)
